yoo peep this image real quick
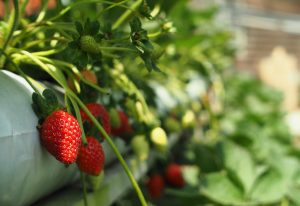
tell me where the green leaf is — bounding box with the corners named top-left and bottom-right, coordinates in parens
top-left (129, 17), bottom-right (142, 32)
top-left (288, 186), bottom-right (300, 205)
top-left (250, 169), bottom-right (288, 204)
top-left (42, 89), bottom-right (58, 107)
top-left (200, 172), bottom-right (246, 205)
top-left (182, 165), bottom-right (200, 186)
top-left (89, 20), bottom-right (100, 36)
top-left (222, 141), bottom-right (256, 194)
top-left (75, 21), bottom-right (83, 35)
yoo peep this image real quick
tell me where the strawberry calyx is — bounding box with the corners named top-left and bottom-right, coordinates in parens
top-left (32, 89), bottom-right (61, 123)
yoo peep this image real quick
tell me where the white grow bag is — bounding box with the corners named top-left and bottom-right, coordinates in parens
top-left (0, 70), bottom-right (78, 206)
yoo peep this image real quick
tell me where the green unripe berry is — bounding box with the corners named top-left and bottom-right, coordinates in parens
top-left (80, 35), bottom-right (99, 54)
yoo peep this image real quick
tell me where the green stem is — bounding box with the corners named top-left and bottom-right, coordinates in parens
top-left (0, 49), bottom-right (40, 94)
top-left (36, 0), bottom-right (50, 22)
top-left (20, 0), bottom-right (29, 17)
top-left (112, 0), bottom-right (143, 30)
top-left (98, 46), bottom-right (137, 53)
top-left (49, 0), bottom-right (133, 21)
top-left (69, 93), bottom-right (148, 206)
top-left (42, 58), bottom-right (110, 94)
top-left (96, 0), bottom-right (131, 18)
top-left (148, 31), bottom-right (162, 39)
top-left (2, 0), bottom-right (19, 53)
top-left (69, 96), bottom-right (87, 145)
top-left (22, 37), bottom-right (69, 50)
top-left (31, 47), bottom-right (66, 56)
top-left (80, 172), bottom-right (88, 206)
top-left (20, 51), bottom-right (68, 87)
top-left (64, 95), bottom-right (71, 114)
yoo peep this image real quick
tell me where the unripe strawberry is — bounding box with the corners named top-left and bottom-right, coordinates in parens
top-left (40, 110), bottom-right (82, 164)
top-left (147, 174), bottom-right (165, 199)
top-left (77, 136), bottom-right (105, 176)
top-left (80, 35), bottom-right (99, 54)
top-left (182, 110), bottom-right (196, 128)
top-left (150, 127), bottom-right (168, 153)
top-left (131, 135), bottom-right (149, 161)
top-left (165, 117), bottom-right (181, 133)
top-left (165, 163), bottom-right (185, 188)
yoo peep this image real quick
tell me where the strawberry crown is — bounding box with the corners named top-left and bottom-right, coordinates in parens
top-left (32, 89), bottom-right (61, 123)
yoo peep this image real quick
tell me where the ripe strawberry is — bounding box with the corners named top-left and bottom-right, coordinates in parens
top-left (40, 110), bottom-right (82, 164)
top-left (80, 103), bottom-right (111, 136)
top-left (80, 35), bottom-right (99, 54)
top-left (165, 164), bottom-right (185, 188)
top-left (111, 111), bottom-right (132, 136)
top-left (147, 174), bottom-right (165, 199)
top-left (77, 136), bottom-right (105, 176)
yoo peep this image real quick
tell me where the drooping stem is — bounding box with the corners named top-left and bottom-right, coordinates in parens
top-left (0, 49), bottom-right (40, 94)
top-left (2, 0), bottom-right (19, 53)
top-left (80, 172), bottom-right (88, 206)
top-left (112, 0), bottom-right (143, 30)
top-left (69, 92), bottom-right (148, 206)
top-left (69, 96), bottom-right (87, 145)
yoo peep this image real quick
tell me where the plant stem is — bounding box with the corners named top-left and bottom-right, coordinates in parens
top-left (80, 172), bottom-right (88, 206)
top-left (148, 31), bottom-right (162, 39)
top-left (0, 49), bottom-right (40, 94)
top-left (96, 0), bottom-right (131, 18)
top-left (112, 0), bottom-right (143, 30)
top-left (32, 47), bottom-right (66, 56)
top-left (69, 96), bottom-right (87, 145)
top-left (2, 0), bottom-right (19, 53)
top-left (49, 0), bottom-right (133, 21)
top-left (36, 0), bottom-right (49, 22)
top-left (98, 46), bottom-right (137, 53)
top-left (69, 93), bottom-right (148, 206)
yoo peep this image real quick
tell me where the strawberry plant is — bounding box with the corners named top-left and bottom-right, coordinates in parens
top-left (2, 0), bottom-right (297, 206)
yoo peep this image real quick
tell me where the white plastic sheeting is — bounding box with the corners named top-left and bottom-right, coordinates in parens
top-left (0, 70), bottom-right (78, 206)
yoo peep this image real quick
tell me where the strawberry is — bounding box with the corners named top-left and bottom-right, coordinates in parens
top-left (77, 136), bottom-right (105, 176)
top-left (150, 127), bottom-right (168, 153)
top-left (165, 163), bottom-right (185, 188)
top-left (111, 111), bottom-right (132, 136)
top-left (147, 174), bottom-right (165, 199)
top-left (131, 135), bottom-right (149, 161)
top-left (40, 110), bottom-right (82, 164)
top-left (80, 103), bottom-right (111, 136)
top-left (68, 70), bottom-right (98, 92)
top-left (80, 35), bottom-right (99, 54)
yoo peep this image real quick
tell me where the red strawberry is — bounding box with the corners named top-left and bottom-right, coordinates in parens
top-left (111, 111), bottom-right (132, 136)
top-left (77, 136), bottom-right (105, 176)
top-left (80, 103), bottom-right (111, 135)
top-left (147, 174), bottom-right (165, 199)
top-left (40, 110), bottom-right (82, 164)
top-left (165, 164), bottom-right (185, 188)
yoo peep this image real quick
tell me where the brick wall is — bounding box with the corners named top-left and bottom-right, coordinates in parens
top-left (236, 28), bottom-right (300, 72)
top-left (230, 0), bottom-right (300, 73)
top-left (245, 0), bottom-right (300, 13)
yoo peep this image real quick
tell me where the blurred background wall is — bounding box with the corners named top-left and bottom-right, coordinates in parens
top-left (191, 0), bottom-right (300, 112)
